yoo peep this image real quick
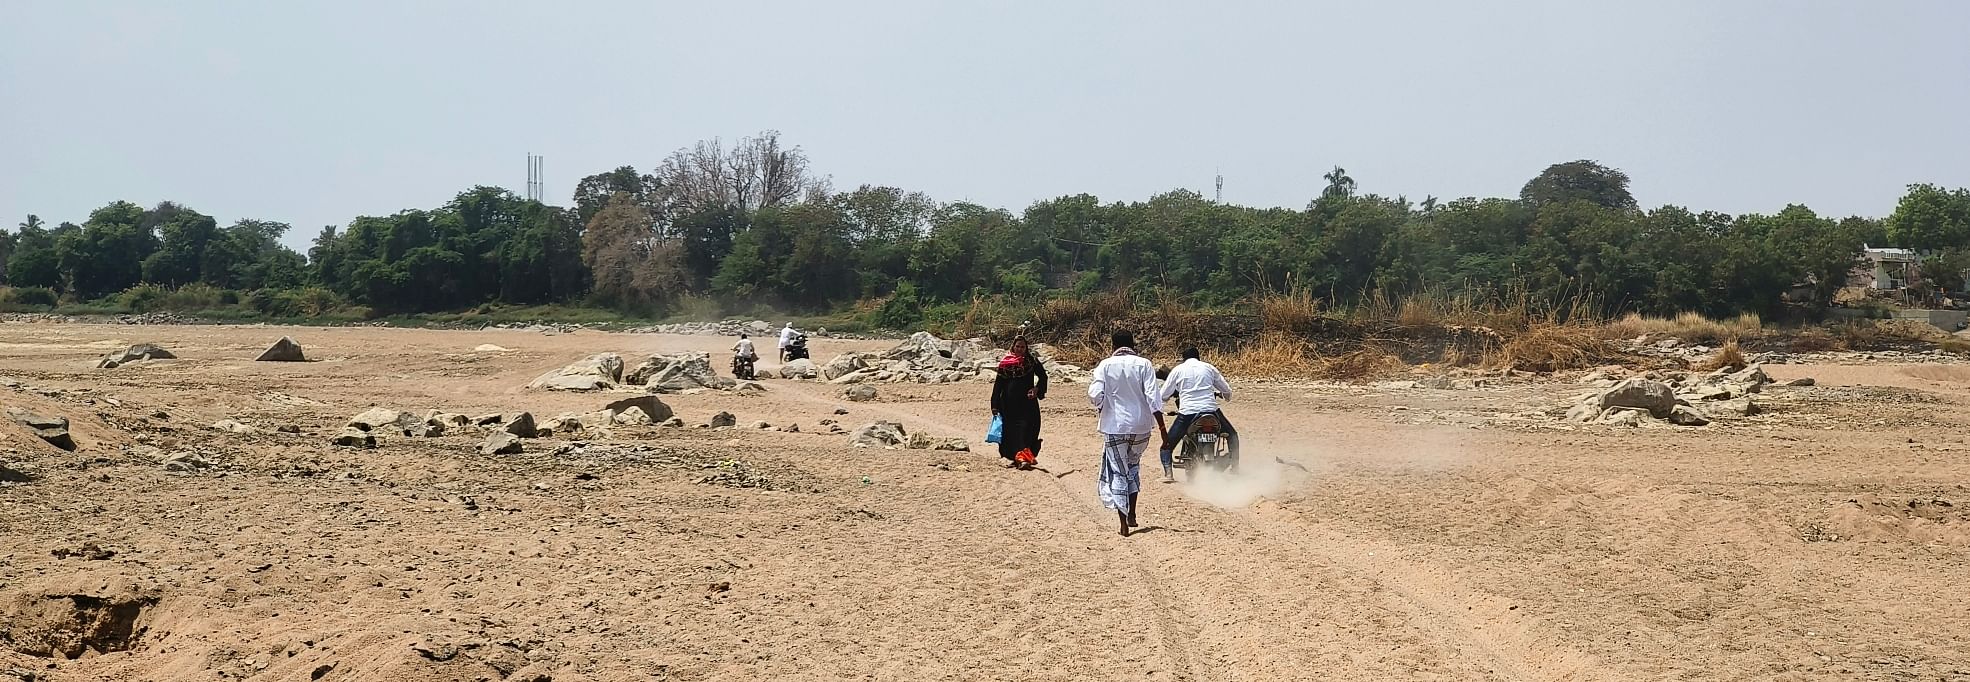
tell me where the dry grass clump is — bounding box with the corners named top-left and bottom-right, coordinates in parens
top-left (1313, 346), bottom-right (1402, 382)
top-left (1485, 324), bottom-right (1614, 373)
top-left (1255, 289), bottom-right (1322, 331)
top-left (1602, 311), bottom-right (1764, 344)
top-left (1219, 332), bottom-right (1318, 378)
top-left (1695, 340), bottom-right (1748, 371)
top-left (1789, 332), bottom-right (1841, 352)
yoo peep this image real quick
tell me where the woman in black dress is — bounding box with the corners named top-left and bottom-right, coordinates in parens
top-left (991, 336), bottom-right (1048, 469)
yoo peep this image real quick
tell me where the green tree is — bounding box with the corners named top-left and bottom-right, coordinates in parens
top-left (1883, 184), bottom-right (1970, 251)
top-left (58, 201), bottom-right (156, 298)
top-left (1520, 160), bottom-right (1637, 211)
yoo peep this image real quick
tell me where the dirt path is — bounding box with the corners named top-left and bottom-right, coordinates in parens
top-left (2, 323), bottom-right (1968, 680)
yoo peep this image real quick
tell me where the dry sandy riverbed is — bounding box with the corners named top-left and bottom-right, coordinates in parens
top-left (0, 323), bottom-right (1967, 681)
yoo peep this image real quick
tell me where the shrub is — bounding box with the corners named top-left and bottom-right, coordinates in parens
top-left (7, 286), bottom-right (57, 307)
top-left (870, 282), bottom-right (925, 330)
top-left (119, 284), bottom-right (169, 312)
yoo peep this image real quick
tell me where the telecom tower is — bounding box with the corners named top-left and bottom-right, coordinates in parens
top-left (1215, 169), bottom-right (1224, 202)
top-left (525, 154), bottom-right (545, 201)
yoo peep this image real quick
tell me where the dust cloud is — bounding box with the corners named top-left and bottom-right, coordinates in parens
top-left (1176, 427), bottom-right (1473, 509)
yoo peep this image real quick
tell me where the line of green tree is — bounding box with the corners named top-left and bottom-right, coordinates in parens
top-left (5, 131), bottom-right (1970, 325)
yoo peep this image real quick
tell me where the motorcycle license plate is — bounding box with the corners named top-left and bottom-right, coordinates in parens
top-left (1196, 434), bottom-right (1218, 443)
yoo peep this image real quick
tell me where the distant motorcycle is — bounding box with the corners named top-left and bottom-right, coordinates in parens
top-left (1173, 412), bottom-right (1237, 481)
top-left (785, 333), bottom-right (811, 362)
top-left (731, 354), bottom-right (757, 380)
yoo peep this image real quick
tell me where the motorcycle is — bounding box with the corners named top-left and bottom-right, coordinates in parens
top-left (1173, 412), bottom-right (1237, 481)
top-left (785, 333), bottom-right (811, 362)
top-left (731, 354), bottom-right (757, 380)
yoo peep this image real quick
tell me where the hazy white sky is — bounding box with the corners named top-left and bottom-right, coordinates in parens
top-left (4, 1), bottom-right (1967, 251)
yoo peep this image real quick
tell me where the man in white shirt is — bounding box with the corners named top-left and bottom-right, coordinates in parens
top-left (778, 323), bottom-right (797, 362)
top-left (732, 334), bottom-right (757, 360)
top-left (1155, 347), bottom-right (1238, 482)
top-left (1087, 330), bottom-right (1166, 537)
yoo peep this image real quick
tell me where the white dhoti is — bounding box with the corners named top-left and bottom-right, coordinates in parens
top-left (1097, 432), bottom-right (1150, 516)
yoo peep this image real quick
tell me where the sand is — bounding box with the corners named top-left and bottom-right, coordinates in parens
top-left (1, 323), bottom-right (1967, 681)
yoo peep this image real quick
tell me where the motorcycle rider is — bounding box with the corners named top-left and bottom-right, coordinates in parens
top-left (732, 333), bottom-right (758, 378)
top-left (1154, 347), bottom-right (1237, 483)
top-left (778, 323), bottom-right (798, 363)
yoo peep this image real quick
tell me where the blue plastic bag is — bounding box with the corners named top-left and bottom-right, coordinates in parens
top-left (985, 414), bottom-right (1004, 444)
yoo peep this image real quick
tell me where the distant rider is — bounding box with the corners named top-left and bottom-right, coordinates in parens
top-left (733, 333), bottom-right (758, 362)
top-left (778, 323), bottom-right (798, 363)
top-left (1155, 347), bottom-right (1237, 483)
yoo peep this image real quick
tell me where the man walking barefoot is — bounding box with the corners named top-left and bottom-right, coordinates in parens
top-left (1088, 331), bottom-right (1165, 536)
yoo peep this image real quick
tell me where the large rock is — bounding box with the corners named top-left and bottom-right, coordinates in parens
top-left (331, 428), bottom-right (376, 448)
top-left (480, 432), bottom-right (523, 455)
top-left (883, 332), bottom-right (957, 370)
top-left (98, 343), bottom-right (175, 368)
top-left (1716, 397), bottom-right (1760, 417)
top-left (1666, 405), bottom-right (1711, 426)
top-left (256, 336), bottom-right (307, 362)
top-left (1596, 407), bottom-right (1648, 427)
top-left (821, 353), bottom-right (871, 381)
top-left (778, 358), bottom-right (819, 380)
top-left (626, 352), bottom-right (735, 392)
top-left (504, 412), bottom-right (539, 438)
top-left (842, 385), bottom-right (878, 402)
top-left (211, 419), bottom-right (258, 435)
top-left (348, 408), bottom-right (417, 433)
top-left (829, 369), bottom-right (878, 385)
top-left (709, 411), bottom-right (737, 428)
top-left (528, 353), bottom-right (623, 391)
top-left (850, 421), bottom-right (908, 448)
top-left (1595, 378), bottom-right (1677, 418)
top-left (603, 396), bottom-right (674, 423)
top-left (7, 408), bottom-right (75, 451)
top-left (613, 407), bottom-right (655, 426)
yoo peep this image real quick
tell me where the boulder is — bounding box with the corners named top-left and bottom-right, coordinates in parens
top-left (528, 353), bottom-right (624, 391)
top-left (1666, 405), bottom-right (1711, 427)
top-left (210, 419), bottom-right (258, 435)
top-left (1595, 378), bottom-right (1677, 417)
top-left (885, 332), bottom-right (957, 370)
top-left (821, 353), bottom-right (875, 381)
top-left (850, 421), bottom-right (908, 448)
top-left (504, 412), bottom-right (539, 438)
top-left (256, 337), bottom-right (307, 362)
top-left (709, 411), bottom-right (737, 428)
top-left (98, 343), bottom-right (175, 368)
top-left (1596, 407), bottom-right (1648, 427)
top-left (659, 417), bottom-right (686, 428)
top-left (7, 408), bottom-right (75, 451)
top-left (1563, 401), bottom-right (1601, 423)
top-left (733, 381), bottom-right (768, 396)
top-left (933, 438), bottom-right (971, 452)
top-left (479, 432), bottom-right (523, 455)
top-left (829, 369), bottom-right (878, 385)
top-left (331, 428), bottom-right (376, 448)
top-left (627, 352), bottom-right (736, 392)
top-left (429, 413), bottom-right (471, 428)
top-left (842, 385), bottom-right (878, 402)
top-left (778, 358), bottom-right (819, 380)
top-left (472, 414), bottom-right (504, 426)
top-left (1716, 397), bottom-right (1760, 417)
top-left (613, 407), bottom-right (655, 426)
top-left (603, 396), bottom-right (674, 424)
top-left (348, 408), bottom-right (417, 433)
